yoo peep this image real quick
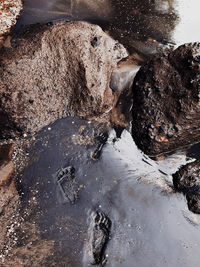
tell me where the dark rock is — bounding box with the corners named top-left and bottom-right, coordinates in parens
top-left (0, 143), bottom-right (14, 163)
top-left (173, 161), bottom-right (200, 193)
top-left (186, 189), bottom-right (200, 214)
top-left (91, 36), bottom-right (101, 48)
top-left (173, 161), bottom-right (200, 214)
top-left (56, 166), bottom-right (78, 204)
top-left (88, 210), bottom-right (111, 265)
top-left (0, 21), bottom-right (127, 139)
top-left (132, 42), bottom-right (200, 156)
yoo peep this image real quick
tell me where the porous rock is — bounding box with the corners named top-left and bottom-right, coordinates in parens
top-left (0, 20), bottom-right (128, 139)
top-left (173, 161), bottom-right (200, 193)
top-left (132, 42), bottom-right (200, 156)
top-left (173, 161), bottom-right (200, 214)
top-left (0, 0), bottom-right (23, 47)
top-left (186, 189), bottom-right (200, 214)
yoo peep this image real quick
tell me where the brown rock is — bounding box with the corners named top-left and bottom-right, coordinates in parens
top-left (0, 0), bottom-right (23, 47)
top-left (0, 143), bottom-right (15, 186)
top-left (0, 143), bottom-right (14, 162)
top-left (132, 42), bottom-right (200, 156)
top-left (0, 21), bottom-right (127, 139)
top-left (0, 161), bottom-right (15, 187)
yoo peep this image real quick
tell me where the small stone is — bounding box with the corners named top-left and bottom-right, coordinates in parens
top-left (173, 161), bottom-right (200, 193)
top-left (173, 161), bottom-right (200, 214)
top-left (186, 190), bottom-right (200, 214)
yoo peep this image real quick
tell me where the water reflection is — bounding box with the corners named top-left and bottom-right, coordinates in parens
top-left (12, 117), bottom-right (200, 266)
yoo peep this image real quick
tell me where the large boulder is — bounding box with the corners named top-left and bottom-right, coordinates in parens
top-left (0, 21), bottom-right (127, 139)
top-left (132, 42), bottom-right (200, 156)
top-left (0, 0), bottom-right (23, 47)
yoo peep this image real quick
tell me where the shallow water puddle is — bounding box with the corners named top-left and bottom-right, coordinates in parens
top-left (14, 117), bottom-right (200, 266)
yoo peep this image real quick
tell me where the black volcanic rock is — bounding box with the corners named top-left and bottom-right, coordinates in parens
top-left (132, 42), bottom-right (200, 156)
top-left (173, 161), bottom-right (200, 214)
top-left (173, 161), bottom-right (200, 193)
top-left (186, 189), bottom-right (200, 214)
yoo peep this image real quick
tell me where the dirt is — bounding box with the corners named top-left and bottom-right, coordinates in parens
top-left (132, 42), bottom-right (200, 156)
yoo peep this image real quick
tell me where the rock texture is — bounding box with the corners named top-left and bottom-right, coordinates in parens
top-left (173, 161), bottom-right (200, 193)
top-left (173, 161), bottom-right (200, 214)
top-left (132, 42), bottom-right (200, 156)
top-left (186, 190), bottom-right (200, 214)
top-left (0, 20), bottom-right (128, 139)
top-left (0, 0), bottom-right (23, 47)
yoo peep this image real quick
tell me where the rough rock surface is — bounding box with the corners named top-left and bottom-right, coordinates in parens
top-left (132, 42), bottom-right (200, 156)
top-left (186, 189), bottom-right (200, 214)
top-left (173, 161), bottom-right (200, 214)
top-left (173, 161), bottom-right (200, 193)
top-left (0, 20), bottom-right (128, 139)
top-left (0, 0), bottom-right (23, 47)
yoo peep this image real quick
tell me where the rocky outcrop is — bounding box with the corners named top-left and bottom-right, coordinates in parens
top-left (132, 42), bottom-right (200, 156)
top-left (173, 161), bottom-right (200, 214)
top-left (0, 0), bottom-right (23, 47)
top-left (0, 20), bottom-right (128, 139)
